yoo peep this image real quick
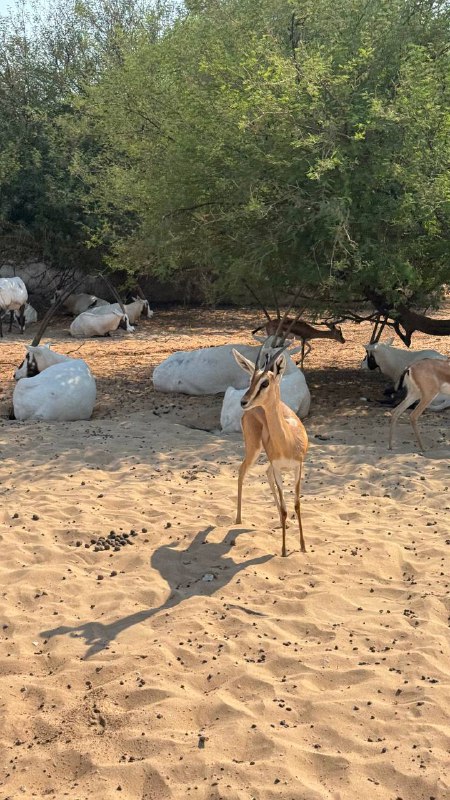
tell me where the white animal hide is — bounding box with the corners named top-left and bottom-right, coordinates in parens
top-left (90, 297), bottom-right (153, 324)
top-left (13, 344), bottom-right (96, 421)
top-left (70, 309), bottom-right (134, 337)
top-left (0, 276), bottom-right (28, 311)
top-left (153, 344), bottom-right (300, 396)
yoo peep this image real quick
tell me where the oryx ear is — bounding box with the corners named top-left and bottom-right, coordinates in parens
top-left (232, 348), bottom-right (255, 375)
top-left (385, 336), bottom-right (394, 346)
top-left (252, 334), bottom-right (266, 343)
top-left (273, 354), bottom-right (286, 381)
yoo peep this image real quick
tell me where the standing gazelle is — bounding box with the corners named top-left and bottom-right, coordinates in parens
top-left (233, 346), bottom-right (309, 556)
top-left (389, 357), bottom-right (450, 451)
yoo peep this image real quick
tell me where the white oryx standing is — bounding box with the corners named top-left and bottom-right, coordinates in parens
top-left (0, 276), bottom-right (28, 336)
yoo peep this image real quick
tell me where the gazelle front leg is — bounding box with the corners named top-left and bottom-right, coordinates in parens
top-left (236, 413), bottom-right (262, 524)
top-left (272, 466), bottom-right (288, 557)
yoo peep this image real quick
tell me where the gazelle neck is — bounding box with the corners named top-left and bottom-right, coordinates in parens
top-left (260, 383), bottom-right (288, 436)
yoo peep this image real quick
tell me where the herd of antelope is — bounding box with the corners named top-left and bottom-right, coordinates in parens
top-left (2, 275), bottom-right (450, 557)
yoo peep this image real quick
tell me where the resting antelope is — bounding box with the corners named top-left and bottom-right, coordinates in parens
top-left (389, 358), bottom-right (450, 451)
top-left (11, 284), bottom-right (96, 421)
top-left (233, 345), bottom-right (309, 556)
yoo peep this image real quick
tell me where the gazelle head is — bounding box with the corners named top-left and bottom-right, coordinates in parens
top-left (232, 347), bottom-right (287, 411)
top-left (325, 322), bottom-right (345, 343)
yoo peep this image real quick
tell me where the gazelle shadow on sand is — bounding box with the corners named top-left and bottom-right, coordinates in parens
top-left (40, 526), bottom-right (272, 659)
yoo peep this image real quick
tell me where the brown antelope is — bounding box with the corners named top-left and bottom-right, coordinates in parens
top-left (389, 358), bottom-right (450, 451)
top-left (253, 317), bottom-right (345, 367)
top-left (233, 344), bottom-right (309, 556)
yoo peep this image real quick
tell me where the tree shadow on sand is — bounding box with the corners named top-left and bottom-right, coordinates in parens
top-left (40, 526), bottom-right (272, 659)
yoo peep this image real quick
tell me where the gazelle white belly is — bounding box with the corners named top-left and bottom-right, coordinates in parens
top-left (272, 458), bottom-right (299, 471)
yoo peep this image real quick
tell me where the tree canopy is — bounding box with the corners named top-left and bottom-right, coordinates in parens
top-left (0, 0), bottom-right (449, 310)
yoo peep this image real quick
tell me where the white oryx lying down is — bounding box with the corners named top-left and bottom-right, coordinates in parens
top-left (12, 344), bottom-right (96, 421)
top-left (70, 308), bottom-right (134, 337)
top-left (12, 303), bottom-right (38, 328)
top-left (0, 276), bottom-right (28, 335)
top-left (362, 337), bottom-right (450, 411)
top-left (89, 296), bottom-right (153, 325)
top-left (52, 290), bottom-right (109, 316)
top-left (221, 367), bottom-right (310, 433)
top-left (153, 343), bottom-right (303, 395)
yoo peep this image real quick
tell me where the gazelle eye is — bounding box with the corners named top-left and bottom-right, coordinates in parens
top-left (260, 379), bottom-right (269, 389)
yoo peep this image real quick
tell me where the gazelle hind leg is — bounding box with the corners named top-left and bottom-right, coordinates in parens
top-left (389, 391), bottom-right (420, 450)
top-left (409, 397), bottom-right (431, 452)
top-left (272, 467), bottom-right (288, 557)
top-left (294, 463), bottom-right (306, 553)
top-left (266, 465), bottom-right (283, 525)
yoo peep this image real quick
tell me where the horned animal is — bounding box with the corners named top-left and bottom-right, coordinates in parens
top-left (362, 338), bottom-right (450, 411)
top-left (253, 317), bottom-right (345, 367)
top-left (70, 308), bottom-right (134, 337)
top-left (52, 290), bottom-right (109, 316)
top-left (233, 345), bottom-right (309, 556)
top-left (12, 303), bottom-right (38, 328)
top-left (153, 343), bottom-right (304, 395)
top-left (12, 344), bottom-right (96, 421)
top-left (0, 277), bottom-right (28, 336)
top-left (389, 358), bottom-right (450, 451)
top-left (90, 297), bottom-right (153, 325)
top-left (221, 360), bottom-right (310, 432)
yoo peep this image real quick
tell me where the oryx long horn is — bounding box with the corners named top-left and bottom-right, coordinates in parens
top-left (243, 279), bottom-right (271, 322)
top-left (273, 286), bottom-right (303, 343)
top-left (101, 274), bottom-right (126, 314)
top-left (30, 280), bottom-right (81, 346)
top-left (134, 283), bottom-right (146, 301)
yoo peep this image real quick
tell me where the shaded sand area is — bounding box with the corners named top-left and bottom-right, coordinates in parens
top-left (0, 309), bottom-right (449, 799)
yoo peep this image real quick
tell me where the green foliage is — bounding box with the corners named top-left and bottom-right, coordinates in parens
top-left (0, 0), bottom-right (449, 309)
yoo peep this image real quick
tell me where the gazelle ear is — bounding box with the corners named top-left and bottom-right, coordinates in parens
top-left (273, 354), bottom-right (286, 381)
top-left (232, 348), bottom-right (255, 375)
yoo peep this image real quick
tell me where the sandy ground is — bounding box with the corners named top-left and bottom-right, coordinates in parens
top-left (0, 308), bottom-right (449, 800)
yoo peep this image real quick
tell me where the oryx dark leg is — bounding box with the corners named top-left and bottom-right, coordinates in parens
top-left (17, 304), bottom-right (26, 333)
